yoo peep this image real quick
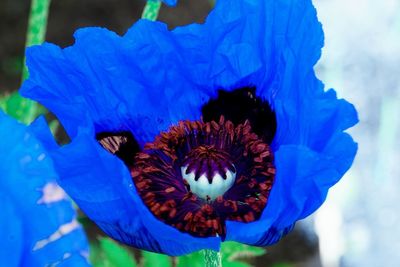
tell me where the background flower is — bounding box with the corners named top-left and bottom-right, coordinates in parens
top-left (160, 0), bottom-right (177, 6)
top-left (20, 0), bottom-right (357, 256)
top-left (0, 111), bottom-right (90, 267)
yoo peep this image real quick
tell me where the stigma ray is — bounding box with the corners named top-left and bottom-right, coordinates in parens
top-left (181, 166), bottom-right (236, 200)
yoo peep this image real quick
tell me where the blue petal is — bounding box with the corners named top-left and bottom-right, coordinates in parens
top-left (37, 127), bottom-right (220, 256)
top-left (226, 142), bottom-right (357, 245)
top-left (21, 0), bottom-right (279, 145)
top-left (0, 111), bottom-right (90, 266)
top-left (21, 27), bottom-right (200, 146)
top-left (21, 0), bottom-right (326, 145)
top-left (220, 0), bottom-right (357, 245)
top-left (0, 195), bottom-right (23, 267)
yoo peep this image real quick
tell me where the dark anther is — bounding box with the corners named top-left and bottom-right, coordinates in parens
top-left (96, 131), bottom-right (140, 166)
top-left (202, 86), bottom-right (277, 144)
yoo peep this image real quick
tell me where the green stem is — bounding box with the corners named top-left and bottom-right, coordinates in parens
top-left (203, 250), bottom-right (222, 267)
top-left (141, 1), bottom-right (162, 21)
top-left (23, 0), bottom-right (51, 81)
top-left (16, 0), bottom-right (51, 124)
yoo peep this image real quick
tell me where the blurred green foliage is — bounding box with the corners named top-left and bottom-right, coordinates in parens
top-left (0, 91), bottom-right (46, 124)
top-left (1, 56), bottom-right (23, 76)
top-left (142, 251), bottom-right (172, 267)
top-left (89, 237), bottom-right (267, 267)
top-left (220, 242), bottom-right (265, 267)
top-left (1, 0), bottom-right (51, 124)
top-left (90, 238), bottom-right (137, 267)
top-left (177, 251), bottom-right (203, 267)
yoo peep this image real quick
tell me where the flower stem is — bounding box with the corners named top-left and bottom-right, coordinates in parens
top-left (141, 1), bottom-right (162, 21)
top-left (203, 250), bottom-right (222, 267)
top-left (23, 0), bottom-right (51, 81)
top-left (16, 0), bottom-right (51, 124)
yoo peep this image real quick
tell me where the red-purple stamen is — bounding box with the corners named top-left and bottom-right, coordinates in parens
top-left (129, 117), bottom-right (275, 238)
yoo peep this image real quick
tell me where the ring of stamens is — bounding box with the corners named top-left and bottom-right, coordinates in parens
top-left (130, 117), bottom-right (275, 238)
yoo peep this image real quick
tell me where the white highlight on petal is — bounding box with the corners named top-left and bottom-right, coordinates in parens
top-left (33, 220), bottom-right (80, 251)
top-left (181, 166), bottom-right (236, 200)
top-left (47, 251), bottom-right (90, 267)
top-left (80, 250), bottom-right (90, 260)
top-left (37, 182), bottom-right (67, 204)
top-left (37, 153), bottom-right (46, 161)
top-left (63, 252), bottom-right (72, 260)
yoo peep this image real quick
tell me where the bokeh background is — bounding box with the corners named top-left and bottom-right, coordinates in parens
top-left (1, 0), bottom-right (399, 266)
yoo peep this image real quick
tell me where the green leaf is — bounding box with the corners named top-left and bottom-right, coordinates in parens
top-left (222, 262), bottom-right (250, 267)
top-left (176, 242), bottom-right (265, 267)
top-left (222, 241), bottom-right (265, 260)
top-left (90, 237), bottom-right (137, 267)
top-left (177, 251), bottom-right (204, 267)
top-left (142, 251), bottom-right (172, 267)
top-left (221, 242), bottom-right (265, 267)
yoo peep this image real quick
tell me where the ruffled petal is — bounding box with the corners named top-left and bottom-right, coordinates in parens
top-left (21, 0), bottom-right (283, 145)
top-left (0, 111), bottom-right (90, 266)
top-left (33, 120), bottom-right (220, 256)
top-left (226, 141), bottom-right (357, 245)
top-left (220, 0), bottom-right (358, 245)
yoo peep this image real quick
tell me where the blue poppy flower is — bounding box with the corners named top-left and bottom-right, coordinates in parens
top-left (20, 0), bottom-right (358, 256)
top-left (0, 111), bottom-right (90, 266)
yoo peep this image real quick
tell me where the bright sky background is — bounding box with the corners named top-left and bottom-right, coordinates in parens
top-left (314, 0), bottom-right (400, 266)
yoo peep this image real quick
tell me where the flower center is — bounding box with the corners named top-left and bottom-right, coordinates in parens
top-left (96, 87), bottom-right (277, 238)
top-left (130, 117), bottom-right (275, 238)
top-left (181, 145), bottom-right (237, 200)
